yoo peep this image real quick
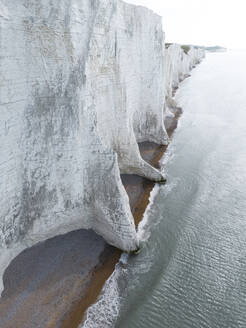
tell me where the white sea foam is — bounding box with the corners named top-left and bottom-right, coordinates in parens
top-left (137, 184), bottom-right (160, 242)
top-left (80, 254), bottom-right (129, 328)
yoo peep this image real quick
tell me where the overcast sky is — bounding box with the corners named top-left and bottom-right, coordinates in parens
top-left (125, 0), bottom-right (246, 49)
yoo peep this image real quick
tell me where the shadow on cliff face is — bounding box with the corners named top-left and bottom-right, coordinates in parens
top-left (0, 229), bottom-right (117, 328)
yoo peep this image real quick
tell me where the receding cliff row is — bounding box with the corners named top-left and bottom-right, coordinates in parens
top-left (0, 0), bottom-right (205, 294)
top-left (164, 43), bottom-right (205, 126)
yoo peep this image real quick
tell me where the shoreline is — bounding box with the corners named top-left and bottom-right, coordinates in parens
top-left (0, 105), bottom-right (182, 328)
top-left (68, 108), bottom-right (183, 328)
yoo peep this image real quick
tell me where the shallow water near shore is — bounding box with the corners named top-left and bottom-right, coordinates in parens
top-left (82, 51), bottom-right (246, 328)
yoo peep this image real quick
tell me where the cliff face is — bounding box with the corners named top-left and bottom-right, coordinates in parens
top-left (165, 44), bottom-right (205, 100)
top-left (164, 44), bottom-right (205, 125)
top-left (0, 0), bottom-right (204, 293)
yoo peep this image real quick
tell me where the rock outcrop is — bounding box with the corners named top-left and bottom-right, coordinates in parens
top-left (0, 0), bottom-right (205, 294)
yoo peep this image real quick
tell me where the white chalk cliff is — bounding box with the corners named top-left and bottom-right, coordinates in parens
top-left (0, 0), bottom-right (205, 294)
top-left (164, 44), bottom-right (205, 121)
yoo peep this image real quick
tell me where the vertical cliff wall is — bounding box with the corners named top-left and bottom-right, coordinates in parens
top-left (0, 0), bottom-right (205, 294)
top-left (164, 44), bottom-right (205, 124)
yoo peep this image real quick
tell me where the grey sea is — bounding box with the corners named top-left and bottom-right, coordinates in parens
top-left (82, 51), bottom-right (246, 328)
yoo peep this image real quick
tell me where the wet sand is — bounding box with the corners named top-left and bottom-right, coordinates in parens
top-left (0, 230), bottom-right (120, 328)
top-left (0, 110), bottom-right (181, 328)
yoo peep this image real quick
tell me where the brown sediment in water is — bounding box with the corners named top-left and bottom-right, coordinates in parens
top-left (0, 110), bottom-right (181, 328)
